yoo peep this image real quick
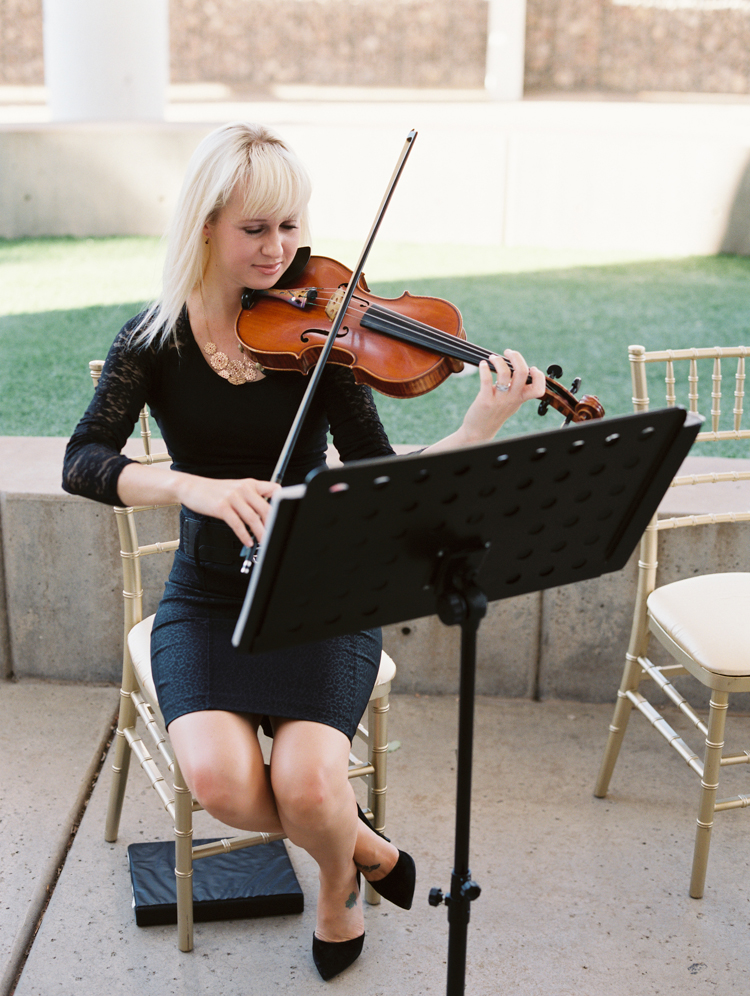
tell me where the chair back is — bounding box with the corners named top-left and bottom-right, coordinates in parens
top-left (628, 345), bottom-right (750, 618)
top-left (630, 341), bottom-right (750, 444)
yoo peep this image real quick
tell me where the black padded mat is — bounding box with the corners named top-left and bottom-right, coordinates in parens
top-left (127, 838), bottom-right (303, 926)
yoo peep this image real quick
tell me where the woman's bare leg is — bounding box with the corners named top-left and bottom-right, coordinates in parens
top-left (168, 710), bottom-right (282, 833)
top-left (270, 719), bottom-right (361, 942)
top-left (170, 711), bottom-right (401, 941)
top-left (269, 719), bottom-right (399, 942)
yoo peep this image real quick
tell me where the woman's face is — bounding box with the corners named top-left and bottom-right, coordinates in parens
top-left (203, 184), bottom-right (302, 295)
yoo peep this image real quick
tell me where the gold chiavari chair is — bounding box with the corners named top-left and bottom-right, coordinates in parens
top-left (90, 361), bottom-right (397, 950)
top-left (594, 345), bottom-right (750, 898)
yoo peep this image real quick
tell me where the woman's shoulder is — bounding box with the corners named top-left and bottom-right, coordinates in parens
top-left (109, 306), bottom-right (188, 360)
top-left (110, 309), bottom-right (152, 352)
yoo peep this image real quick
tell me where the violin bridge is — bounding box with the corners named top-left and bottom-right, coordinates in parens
top-left (242, 287), bottom-right (317, 310)
top-left (325, 286), bottom-right (346, 322)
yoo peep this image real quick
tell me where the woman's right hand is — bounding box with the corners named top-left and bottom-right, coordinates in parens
top-left (117, 463), bottom-right (280, 545)
top-left (174, 475), bottom-right (281, 546)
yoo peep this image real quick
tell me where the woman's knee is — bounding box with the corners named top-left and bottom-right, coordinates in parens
top-left (273, 764), bottom-right (330, 819)
top-left (186, 761), bottom-right (226, 816)
top-left (270, 733), bottom-right (351, 824)
top-left (168, 710), bottom-right (270, 824)
top-left (186, 753), bottom-right (274, 826)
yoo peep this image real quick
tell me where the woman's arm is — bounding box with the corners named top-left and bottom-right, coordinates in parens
top-left (325, 348), bottom-right (544, 464)
top-left (116, 463), bottom-right (279, 546)
top-left (62, 323), bottom-right (150, 506)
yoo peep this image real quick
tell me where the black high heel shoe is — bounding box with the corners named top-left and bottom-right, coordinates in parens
top-left (312, 931), bottom-right (365, 981)
top-left (312, 870), bottom-right (364, 981)
top-left (356, 804), bottom-right (416, 911)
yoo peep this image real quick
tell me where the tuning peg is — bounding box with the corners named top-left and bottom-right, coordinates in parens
top-left (546, 364), bottom-right (563, 379)
top-left (538, 399), bottom-right (550, 417)
top-left (570, 377), bottom-right (581, 395)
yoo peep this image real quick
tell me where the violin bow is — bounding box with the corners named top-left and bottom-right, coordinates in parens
top-left (240, 128), bottom-right (418, 572)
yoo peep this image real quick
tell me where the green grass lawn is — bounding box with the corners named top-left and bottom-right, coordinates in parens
top-left (2, 237), bottom-right (750, 456)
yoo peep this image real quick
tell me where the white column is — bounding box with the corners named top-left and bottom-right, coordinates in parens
top-left (43, 0), bottom-right (169, 121)
top-left (484, 0), bottom-right (526, 101)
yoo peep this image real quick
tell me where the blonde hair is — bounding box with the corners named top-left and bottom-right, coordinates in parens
top-left (131, 122), bottom-right (312, 348)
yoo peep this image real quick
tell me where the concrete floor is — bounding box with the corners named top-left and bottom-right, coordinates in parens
top-left (3, 682), bottom-right (749, 996)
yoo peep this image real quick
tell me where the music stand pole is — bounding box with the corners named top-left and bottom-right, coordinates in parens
top-left (429, 572), bottom-right (488, 995)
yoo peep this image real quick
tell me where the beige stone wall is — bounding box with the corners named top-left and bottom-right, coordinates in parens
top-left (525, 0), bottom-right (750, 95)
top-left (0, 0), bottom-right (488, 90)
top-left (0, 0), bottom-right (44, 85)
top-left (170, 0), bottom-right (488, 90)
top-left (1, 1), bottom-right (749, 95)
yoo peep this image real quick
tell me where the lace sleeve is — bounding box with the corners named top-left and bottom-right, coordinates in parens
top-left (322, 365), bottom-right (395, 463)
top-left (62, 321), bottom-right (155, 506)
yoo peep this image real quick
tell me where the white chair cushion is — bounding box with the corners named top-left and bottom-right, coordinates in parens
top-left (376, 649), bottom-right (397, 687)
top-left (647, 572), bottom-right (750, 676)
top-left (127, 614), bottom-right (159, 706)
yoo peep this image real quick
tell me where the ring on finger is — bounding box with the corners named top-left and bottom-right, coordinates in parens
top-left (495, 381), bottom-right (511, 393)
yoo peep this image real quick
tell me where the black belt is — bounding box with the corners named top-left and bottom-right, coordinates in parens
top-left (180, 516), bottom-right (244, 566)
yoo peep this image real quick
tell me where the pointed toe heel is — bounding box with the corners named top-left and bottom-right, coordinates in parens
top-left (312, 931), bottom-right (365, 981)
top-left (368, 848), bottom-right (416, 910)
top-left (357, 805), bottom-right (416, 910)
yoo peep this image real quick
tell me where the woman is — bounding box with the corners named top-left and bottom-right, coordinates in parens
top-left (63, 122), bottom-right (544, 980)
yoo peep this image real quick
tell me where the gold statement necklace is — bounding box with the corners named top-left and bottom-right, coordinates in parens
top-left (200, 289), bottom-right (263, 385)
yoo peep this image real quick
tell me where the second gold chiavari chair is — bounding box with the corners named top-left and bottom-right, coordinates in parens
top-left (89, 361), bottom-right (397, 951)
top-left (594, 344), bottom-right (750, 898)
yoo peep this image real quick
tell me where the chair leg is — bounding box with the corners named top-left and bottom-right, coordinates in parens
top-left (596, 525), bottom-right (656, 798)
top-left (173, 757), bottom-right (194, 951)
top-left (594, 652), bottom-right (640, 798)
top-left (104, 687), bottom-right (135, 842)
top-left (364, 689), bottom-right (390, 906)
top-left (689, 690), bottom-right (728, 899)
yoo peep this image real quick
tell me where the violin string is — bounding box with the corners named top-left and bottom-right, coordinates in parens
top-left (364, 304), bottom-right (497, 366)
top-left (296, 293), bottom-right (507, 370)
top-left (307, 293), bottom-right (479, 357)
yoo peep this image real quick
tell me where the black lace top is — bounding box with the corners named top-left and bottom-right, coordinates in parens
top-left (62, 309), bottom-right (395, 506)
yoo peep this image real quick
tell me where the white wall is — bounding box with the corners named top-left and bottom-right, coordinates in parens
top-left (3, 99), bottom-right (750, 254)
top-left (43, 0), bottom-right (169, 121)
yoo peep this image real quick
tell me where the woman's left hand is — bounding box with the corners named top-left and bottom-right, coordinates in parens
top-left (425, 349), bottom-right (545, 454)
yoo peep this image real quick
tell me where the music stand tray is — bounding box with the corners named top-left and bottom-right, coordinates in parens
top-left (233, 407), bottom-right (701, 995)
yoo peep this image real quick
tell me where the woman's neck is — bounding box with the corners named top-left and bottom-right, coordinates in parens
top-left (196, 267), bottom-right (243, 325)
top-left (187, 282), bottom-right (241, 347)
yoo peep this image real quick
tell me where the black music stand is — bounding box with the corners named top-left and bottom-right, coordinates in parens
top-left (233, 407), bottom-right (701, 995)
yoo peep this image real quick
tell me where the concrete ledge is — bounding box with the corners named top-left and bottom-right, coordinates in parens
top-left (3, 438), bottom-right (750, 705)
top-left (0, 437), bottom-right (177, 683)
top-left (0, 124), bottom-right (209, 239)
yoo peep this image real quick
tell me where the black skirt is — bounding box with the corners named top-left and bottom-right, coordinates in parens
top-left (150, 511), bottom-right (381, 740)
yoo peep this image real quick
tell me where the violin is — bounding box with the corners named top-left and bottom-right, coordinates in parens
top-left (236, 255), bottom-right (604, 424)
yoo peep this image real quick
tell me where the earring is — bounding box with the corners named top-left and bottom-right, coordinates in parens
top-left (205, 238), bottom-right (209, 245)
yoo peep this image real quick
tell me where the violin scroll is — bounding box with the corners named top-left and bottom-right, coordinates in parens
top-left (538, 365), bottom-right (605, 424)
